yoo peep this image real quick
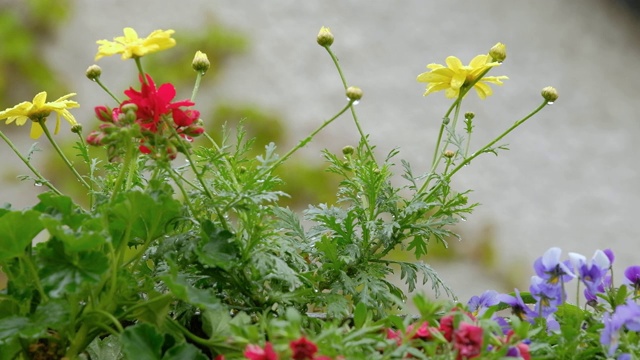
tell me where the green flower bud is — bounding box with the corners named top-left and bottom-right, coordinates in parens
top-left (86, 64), bottom-right (102, 81)
top-left (489, 42), bottom-right (507, 63)
top-left (317, 26), bottom-right (334, 47)
top-left (464, 112), bottom-right (475, 120)
top-left (71, 124), bottom-right (83, 134)
top-left (192, 50), bottom-right (210, 74)
top-left (342, 145), bottom-right (355, 156)
top-left (541, 86), bottom-right (558, 103)
top-left (346, 86), bottom-right (363, 101)
top-left (443, 150), bottom-right (455, 158)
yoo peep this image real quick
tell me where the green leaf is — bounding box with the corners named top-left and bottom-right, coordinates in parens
top-left (107, 191), bottom-right (182, 247)
top-left (40, 216), bottom-right (105, 252)
top-left (353, 302), bottom-right (369, 329)
top-left (162, 343), bottom-right (208, 360)
top-left (128, 292), bottom-right (173, 327)
top-left (38, 239), bottom-right (109, 298)
top-left (86, 335), bottom-right (125, 360)
top-left (120, 323), bottom-right (164, 360)
top-left (0, 210), bottom-right (43, 261)
top-left (196, 220), bottom-right (237, 270)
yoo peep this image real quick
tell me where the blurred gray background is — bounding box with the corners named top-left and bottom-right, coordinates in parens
top-left (2, 0), bottom-right (640, 302)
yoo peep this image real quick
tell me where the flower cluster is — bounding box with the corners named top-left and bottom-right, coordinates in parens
top-left (86, 74), bottom-right (204, 160)
top-left (386, 307), bottom-right (529, 360)
top-left (242, 337), bottom-right (333, 360)
top-left (482, 247), bottom-right (640, 358)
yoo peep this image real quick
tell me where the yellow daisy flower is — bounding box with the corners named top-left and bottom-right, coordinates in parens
top-left (417, 54), bottom-right (508, 99)
top-left (0, 92), bottom-right (79, 139)
top-left (95, 27), bottom-right (176, 61)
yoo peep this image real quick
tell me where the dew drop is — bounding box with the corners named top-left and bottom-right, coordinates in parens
top-left (352, 100), bottom-right (360, 105)
top-left (34, 181), bottom-right (43, 187)
top-left (547, 101), bottom-right (554, 105)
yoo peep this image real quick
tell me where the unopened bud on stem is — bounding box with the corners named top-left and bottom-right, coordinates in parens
top-left (346, 86), bottom-right (363, 101)
top-left (317, 26), bottom-right (334, 47)
top-left (489, 42), bottom-right (507, 62)
top-left (541, 86), bottom-right (558, 103)
top-left (86, 65), bottom-right (102, 81)
top-left (192, 51), bottom-right (210, 74)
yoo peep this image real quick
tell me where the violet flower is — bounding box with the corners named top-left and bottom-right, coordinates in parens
top-left (497, 288), bottom-right (536, 322)
top-left (533, 247), bottom-right (575, 286)
top-left (467, 290), bottom-right (499, 317)
top-left (623, 265), bottom-right (640, 295)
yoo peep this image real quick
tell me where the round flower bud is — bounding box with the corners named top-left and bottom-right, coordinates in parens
top-left (464, 112), bottom-right (475, 121)
top-left (342, 145), bottom-right (355, 156)
top-left (489, 42), bottom-right (507, 63)
top-left (71, 124), bottom-right (83, 134)
top-left (541, 86), bottom-right (558, 103)
top-left (346, 86), bottom-right (363, 101)
top-left (86, 65), bottom-right (102, 81)
top-left (443, 150), bottom-right (455, 158)
top-left (192, 51), bottom-right (210, 74)
top-left (317, 26), bottom-right (334, 47)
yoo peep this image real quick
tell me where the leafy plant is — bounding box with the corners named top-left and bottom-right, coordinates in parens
top-left (0, 26), bottom-right (565, 359)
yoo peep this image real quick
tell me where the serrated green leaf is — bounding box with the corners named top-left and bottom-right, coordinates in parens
top-left (0, 210), bottom-right (43, 261)
top-left (107, 191), bottom-right (182, 247)
top-left (38, 239), bottom-right (109, 298)
top-left (353, 302), bottom-right (368, 328)
top-left (120, 323), bottom-right (163, 360)
top-left (40, 216), bottom-right (105, 252)
top-left (196, 220), bottom-right (237, 270)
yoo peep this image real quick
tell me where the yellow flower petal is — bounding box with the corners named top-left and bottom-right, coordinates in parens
top-left (95, 28), bottom-right (176, 61)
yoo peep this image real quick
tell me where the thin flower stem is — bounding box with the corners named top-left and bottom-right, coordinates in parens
top-left (109, 136), bottom-right (135, 202)
top-left (167, 164), bottom-right (198, 217)
top-left (431, 101), bottom-right (462, 173)
top-left (259, 100), bottom-right (353, 176)
top-left (0, 130), bottom-right (62, 195)
top-left (92, 78), bottom-right (121, 104)
top-left (161, 118), bottom-right (229, 230)
top-left (419, 100), bottom-right (548, 197)
top-left (40, 122), bottom-right (91, 189)
top-left (428, 67), bottom-right (494, 173)
top-left (323, 46), bottom-right (375, 161)
top-left (191, 71), bottom-right (204, 102)
top-left (135, 57), bottom-right (147, 83)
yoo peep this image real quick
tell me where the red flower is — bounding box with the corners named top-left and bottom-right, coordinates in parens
top-left (244, 342), bottom-right (278, 360)
top-left (122, 73), bottom-right (198, 132)
top-left (289, 337), bottom-right (318, 360)
top-left (407, 321), bottom-right (434, 340)
top-left (439, 315), bottom-right (455, 342)
top-left (453, 322), bottom-right (483, 360)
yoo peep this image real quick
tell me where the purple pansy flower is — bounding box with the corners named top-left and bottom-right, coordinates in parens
top-left (568, 250), bottom-right (610, 298)
top-left (529, 276), bottom-right (563, 318)
top-left (623, 265), bottom-right (640, 295)
top-left (533, 247), bottom-right (575, 286)
top-left (467, 290), bottom-right (499, 317)
top-left (601, 300), bottom-right (640, 355)
top-left (497, 288), bottom-right (536, 322)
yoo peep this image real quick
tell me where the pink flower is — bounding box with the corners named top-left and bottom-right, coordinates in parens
top-left (453, 322), bottom-right (483, 360)
top-left (289, 337), bottom-right (318, 360)
top-left (244, 342), bottom-right (278, 360)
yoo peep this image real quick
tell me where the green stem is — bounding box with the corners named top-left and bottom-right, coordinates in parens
top-left (0, 130), bottom-right (62, 195)
top-left (431, 101), bottom-right (462, 173)
top-left (161, 118), bottom-right (229, 230)
top-left (135, 57), bottom-right (147, 82)
top-left (40, 122), bottom-right (91, 189)
top-left (259, 100), bottom-right (353, 176)
top-left (167, 165), bottom-right (198, 216)
top-left (93, 77), bottom-right (121, 104)
top-left (109, 136), bottom-right (135, 202)
top-left (22, 256), bottom-right (47, 302)
top-left (419, 100), bottom-right (548, 197)
top-left (85, 309), bottom-right (124, 333)
top-left (323, 46), bottom-right (375, 161)
top-left (191, 71), bottom-right (204, 102)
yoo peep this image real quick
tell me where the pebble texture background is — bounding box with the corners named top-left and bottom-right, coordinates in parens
top-left (3, 0), bottom-right (640, 301)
